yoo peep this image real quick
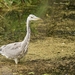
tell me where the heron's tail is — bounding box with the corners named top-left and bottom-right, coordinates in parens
top-left (0, 45), bottom-right (5, 54)
top-left (0, 48), bottom-right (2, 54)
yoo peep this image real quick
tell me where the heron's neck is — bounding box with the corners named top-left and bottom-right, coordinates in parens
top-left (26, 19), bottom-right (30, 33)
top-left (24, 19), bottom-right (31, 42)
top-left (21, 19), bottom-right (31, 50)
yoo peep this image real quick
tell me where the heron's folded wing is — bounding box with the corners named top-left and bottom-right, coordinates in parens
top-left (0, 42), bottom-right (22, 57)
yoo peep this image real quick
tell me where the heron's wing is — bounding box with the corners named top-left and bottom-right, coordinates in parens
top-left (0, 42), bottom-right (22, 58)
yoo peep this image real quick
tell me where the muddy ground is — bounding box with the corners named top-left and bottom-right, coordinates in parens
top-left (0, 37), bottom-right (75, 75)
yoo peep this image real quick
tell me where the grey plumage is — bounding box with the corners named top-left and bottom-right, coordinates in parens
top-left (0, 14), bottom-right (40, 64)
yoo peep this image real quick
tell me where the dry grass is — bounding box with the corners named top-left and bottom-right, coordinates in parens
top-left (25, 37), bottom-right (75, 60)
top-left (0, 37), bottom-right (75, 75)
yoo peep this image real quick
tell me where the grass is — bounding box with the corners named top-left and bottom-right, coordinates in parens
top-left (0, 2), bottom-right (75, 75)
top-left (0, 37), bottom-right (75, 75)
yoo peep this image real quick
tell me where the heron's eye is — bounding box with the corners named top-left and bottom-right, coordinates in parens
top-left (31, 17), bottom-right (33, 18)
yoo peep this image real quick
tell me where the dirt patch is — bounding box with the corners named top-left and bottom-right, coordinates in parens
top-left (0, 58), bottom-right (75, 75)
top-left (0, 37), bottom-right (75, 75)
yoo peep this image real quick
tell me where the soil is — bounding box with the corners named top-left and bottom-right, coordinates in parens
top-left (0, 37), bottom-right (75, 75)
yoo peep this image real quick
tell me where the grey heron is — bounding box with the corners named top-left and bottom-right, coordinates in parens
top-left (0, 14), bottom-right (41, 64)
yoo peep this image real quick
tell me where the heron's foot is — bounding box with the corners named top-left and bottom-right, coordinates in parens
top-left (14, 58), bottom-right (19, 64)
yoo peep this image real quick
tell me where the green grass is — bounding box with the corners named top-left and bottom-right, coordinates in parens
top-left (0, 1), bottom-right (75, 74)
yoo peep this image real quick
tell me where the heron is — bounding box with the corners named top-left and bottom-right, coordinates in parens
top-left (0, 14), bottom-right (41, 64)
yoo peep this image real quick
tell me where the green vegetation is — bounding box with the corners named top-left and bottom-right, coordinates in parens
top-left (0, 0), bottom-right (48, 43)
top-left (0, 0), bottom-right (75, 75)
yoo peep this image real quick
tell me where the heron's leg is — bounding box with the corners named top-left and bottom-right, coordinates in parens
top-left (14, 58), bottom-right (18, 64)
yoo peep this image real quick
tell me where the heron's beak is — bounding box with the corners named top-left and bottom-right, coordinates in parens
top-left (36, 17), bottom-right (42, 21)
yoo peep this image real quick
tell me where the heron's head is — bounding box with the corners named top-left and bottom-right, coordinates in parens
top-left (27, 14), bottom-right (41, 21)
